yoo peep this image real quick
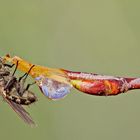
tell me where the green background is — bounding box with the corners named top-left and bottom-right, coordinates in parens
top-left (0, 0), bottom-right (140, 140)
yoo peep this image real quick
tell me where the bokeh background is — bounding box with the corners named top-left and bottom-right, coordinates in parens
top-left (0, 0), bottom-right (140, 140)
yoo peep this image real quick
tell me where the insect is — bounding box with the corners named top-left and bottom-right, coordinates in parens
top-left (0, 58), bottom-right (37, 105)
top-left (4, 64), bottom-right (37, 105)
top-left (0, 57), bottom-right (37, 126)
top-left (3, 54), bottom-right (140, 100)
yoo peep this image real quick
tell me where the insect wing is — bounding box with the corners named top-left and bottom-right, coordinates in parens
top-left (2, 93), bottom-right (36, 126)
top-left (35, 76), bottom-right (72, 100)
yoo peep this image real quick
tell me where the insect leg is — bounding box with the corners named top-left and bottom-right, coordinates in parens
top-left (25, 82), bottom-right (36, 91)
top-left (4, 61), bottom-right (18, 92)
top-left (3, 64), bottom-right (15, 68)
top-left (17, 65), bottom-right (35, 96)
top-left (18, 65), bottom-right (35, 82)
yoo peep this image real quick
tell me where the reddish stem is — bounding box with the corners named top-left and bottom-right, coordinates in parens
top-left (64, 70), bottom-right (140, 96)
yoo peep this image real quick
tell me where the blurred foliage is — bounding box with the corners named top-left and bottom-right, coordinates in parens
top-left (0, 0), bottom-right (140, 140)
